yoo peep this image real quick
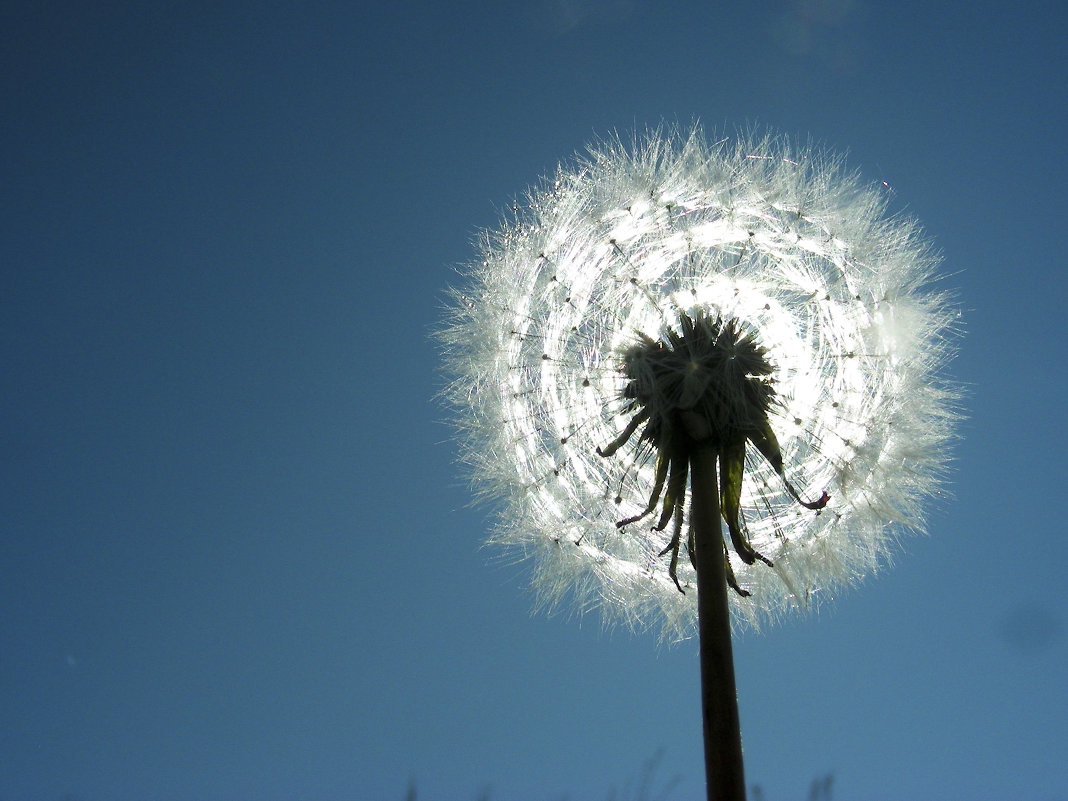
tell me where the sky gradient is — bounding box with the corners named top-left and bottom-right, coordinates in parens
top-left (3, 2), bottom-right (1066, 800)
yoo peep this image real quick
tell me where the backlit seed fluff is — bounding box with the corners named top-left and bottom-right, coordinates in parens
top-left (441, 126), bottom-right (959, 639)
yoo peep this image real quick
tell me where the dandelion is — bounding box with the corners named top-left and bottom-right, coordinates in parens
top-left (440, 125), bottom-right (958, 801)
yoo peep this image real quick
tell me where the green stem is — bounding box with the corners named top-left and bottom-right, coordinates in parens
top-left (690, 443), bottom-right (747, 801)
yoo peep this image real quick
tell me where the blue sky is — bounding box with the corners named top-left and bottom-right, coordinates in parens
top-left (2, 2), bottom-right (1065, 800)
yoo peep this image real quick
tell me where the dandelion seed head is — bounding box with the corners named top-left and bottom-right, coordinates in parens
top-left (441, 126), bottom-right (959, 640)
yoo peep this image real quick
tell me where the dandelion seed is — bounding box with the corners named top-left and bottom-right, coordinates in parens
top-left (441, 125), bottom-right (959, 641)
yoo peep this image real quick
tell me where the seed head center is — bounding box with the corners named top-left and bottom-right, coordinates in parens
top-left (597, 310), bottom-right (828, 596)
top-left (620, 312), bottom-right (776, 449)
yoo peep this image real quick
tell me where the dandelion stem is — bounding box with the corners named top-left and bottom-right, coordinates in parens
top-left (690, 442), bottom-right (747, 801)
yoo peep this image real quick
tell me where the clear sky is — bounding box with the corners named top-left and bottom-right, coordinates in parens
top-left (2, 2), bottom-right (1065, 800)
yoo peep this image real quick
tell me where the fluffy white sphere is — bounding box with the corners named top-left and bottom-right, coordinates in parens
top-left (442, 126), bottom-right (958, 639)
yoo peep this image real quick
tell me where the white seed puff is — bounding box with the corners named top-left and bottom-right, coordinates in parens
top-left (441, 126), bottom-right (959, 640)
